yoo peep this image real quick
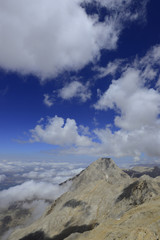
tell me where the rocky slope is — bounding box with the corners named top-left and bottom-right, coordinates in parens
top-left (0, 201), bottom-right (31, 238)
top-left (0, 199), bottom-right (52, 240)
top-left (124, 165), bottom-right (160, 178)
top-left (8, 158), bottom-right (160, 240)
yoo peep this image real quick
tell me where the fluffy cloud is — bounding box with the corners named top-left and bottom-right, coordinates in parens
top-left (0, 0), bottom-right (148, 79)
top-left (58, 81), bottom-right (91, 102)
top-left (94, 67), bottom-right (160, 130)
top-left (22, 167), bottom-right (84, 184)
top-left (30, 116), bottom-right (92, 147)
top-left (0, 180), bottom-right (70, 209)
top-left (91, 45), bottom-right (160, 159)
top-left (0, 160), bottom-right (86, 193)
top-left (49, 45), bottom-right (160, 160)
top-left (0, 0), bottom-right (116, 79)
top-left (60, 124), bottom-right (160, 161)
top-left (93, 127), bottom-right (160, 159)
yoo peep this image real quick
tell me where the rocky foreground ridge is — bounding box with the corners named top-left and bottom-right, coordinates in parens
top-left (8, 158), bottom-right (160, 240)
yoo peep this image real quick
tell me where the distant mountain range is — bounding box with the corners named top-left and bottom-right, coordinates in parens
top-left (124, 165), bottom-right (160, 178)
top-left (3, 158), bottom-right (160, 240)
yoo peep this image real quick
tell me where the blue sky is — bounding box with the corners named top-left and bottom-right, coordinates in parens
top-left (0, 0), bottom-right (160, 166)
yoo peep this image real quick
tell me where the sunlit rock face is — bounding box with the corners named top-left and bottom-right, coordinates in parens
top-left (8, 158), bottom-right (160, 240)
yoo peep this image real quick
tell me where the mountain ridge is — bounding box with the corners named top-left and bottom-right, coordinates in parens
top-left (7, 158), bottom-right (160, 240)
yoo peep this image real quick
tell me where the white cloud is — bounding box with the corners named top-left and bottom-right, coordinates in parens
top-left (93, 59), bottom-right (125, 79)
top-left (0, 0), bottom-right (115, 79)
top-left (0, 161), bottom-right (23, 172)
top-left (138, 45), bottom-right (160, 85)
top-left (95, 67), bottom-right (160, 130)
top-left (0, 180), bottom-right (70, 209)
top-left (59, 124), bottom-right (160, 161)
top-left (91, 0), bottom-right (132, 8)
top-left (30, 116), bottom-right (92, 147)
top-left (58, 81), bottom-right (91, 102)
top-left (51, 44), bottom-right (160, 160)
top-left (0, 0), bottom-right (148, 79)
top-left (22, 171), bottom-right (39, 179)
top-left (93, 126), bottom-right (160, 159)
top-left (89, 45), bottom-right (160, 159)
top-left (22, 167), bottom-right (84, 184)
top-left (43, 94), bottom-right (54, 107)
top-left (83, 0), bottom-right (149, 22)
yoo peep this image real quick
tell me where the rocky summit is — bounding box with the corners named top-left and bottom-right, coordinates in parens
top-left (8, 158), bottom-right (160, 240)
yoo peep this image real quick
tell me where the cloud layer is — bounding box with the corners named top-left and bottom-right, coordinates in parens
top-left (0, 0), bottom-right (148, 79)
top-left (0, 180), bottom-right (70, 209)
top-left (0, 175), bottom-right (6, 183)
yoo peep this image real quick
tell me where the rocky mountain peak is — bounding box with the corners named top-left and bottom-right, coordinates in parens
top-left (70, 158), bottom-right (130, 190)
top-left (91, 157), bottom-right (117, 170)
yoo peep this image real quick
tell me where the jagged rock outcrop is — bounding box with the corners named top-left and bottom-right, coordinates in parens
top-left (68, 157), bottom-right (130, 190)
top-left (8, 158), bottom-right (160, 240)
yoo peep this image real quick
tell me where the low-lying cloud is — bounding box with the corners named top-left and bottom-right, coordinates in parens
top-left (0, 180), bottom-right (71, 209)
top-left (0, 160), bottom-right (85, 239)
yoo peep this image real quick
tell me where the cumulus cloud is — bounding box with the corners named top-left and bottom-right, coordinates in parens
top-left (0, 0), bottom-right (148, 79)
top-left (93, 127), bottom-right (160, 159)
top-left (60, 125), bottom-right (160, 161)
top-left (0, 180), bottom-right (70, 209)
top-left (94, 67), bottom-right (160, 130)
top-left (90, 45), bottom-right (160, 159)
top-left (29, 115), bottom-right (92, 147)
top-left (58, 81), bottom-right (91, 102)
top-left (45, 44), bottom-right (160, 160)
